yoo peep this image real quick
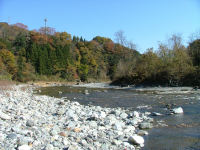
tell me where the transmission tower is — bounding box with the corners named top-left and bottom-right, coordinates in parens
top-left (44, 18), bottom-right (47, 34)
top-left (44, 18), bottom-right (47, 42)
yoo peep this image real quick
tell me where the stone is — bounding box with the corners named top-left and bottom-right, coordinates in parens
top-left (6, 133), bottom-right (17, 140)
top-left (113, 122), bottom-right (125, 131)
top-left (128, 135), bottom-right (144, 147)
top-left (89, 121), bottom-right (97, 127)
top-left (137, 130), bottom-right (148, 136)
top-left (26, 120), bottom-right (34, 127)
top-left (84, 90), bottom-right (89, 95)
top-left (80, 139), bottom-right (88, 146)
top-left (133, 111), bottom-right (139, 118)
top-left (45, 144), bottom-right (54, 150)
top-left (68, 144), bottom-right (79, 150)
top-left (67, 121), bottom-right (77, 129)
top-left (120, 112), bottom-right (128, 119)
top-left (59, 132), bottom-right (66, 137)
top-left (63, 138), bottom-right (70, 146)
top-left (139, 122), bottom-right (153, 129)
top-left (99, 111), bottom-right (106, 119)
top-left (172, 107), bottom-right (184, 114)
top-left (0, 111), bottom-right (11, 120)
top-left (56, 109), bottom-right (65, 115)
top-left (112, 139), bottom-right (122, 145)
top-left (74, 128), bottom-right (81, 133)
top-left (18, 145), bottom-right (31, 150)
top-left (124, 125), bottom-right (135, 132)
top-left (151, 112), bottom-right (163, 116)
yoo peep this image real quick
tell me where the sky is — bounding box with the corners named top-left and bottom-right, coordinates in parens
top-left (0, 0), bottom-right (200, 53)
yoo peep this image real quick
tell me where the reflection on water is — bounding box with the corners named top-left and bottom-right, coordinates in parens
top-left (37, 86), bottom-right (200, 150)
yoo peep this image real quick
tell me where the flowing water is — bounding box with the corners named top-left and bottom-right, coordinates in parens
top-left (37, 84), bottom-right (200, 150)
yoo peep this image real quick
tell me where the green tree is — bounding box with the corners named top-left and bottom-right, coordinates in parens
top-left (188, 39), bottom-right (200, 66)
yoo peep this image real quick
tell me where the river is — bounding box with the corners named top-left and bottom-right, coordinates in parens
top-left (37, 84), bottom-right (200, 150)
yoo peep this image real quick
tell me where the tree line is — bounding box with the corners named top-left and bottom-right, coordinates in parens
top-left (0, 22), bottom-right (200, 86)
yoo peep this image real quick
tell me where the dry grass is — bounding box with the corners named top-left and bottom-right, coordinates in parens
top-left (0, 80), bottom-right (15, 91)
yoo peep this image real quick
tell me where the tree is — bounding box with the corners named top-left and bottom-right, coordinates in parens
top-left (39, 27), bottom-right (56, 35)
top-left (188, 39), bottom-right (200, 66)
top-left (114, 30), bottom-right (127, 46)
top-left (13, 23), bottom-right (28, 30)
top-left (0, 49), bottom-right (17, 78)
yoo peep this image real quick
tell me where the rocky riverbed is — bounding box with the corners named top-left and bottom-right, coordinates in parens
top-left (0, 84), bottom-right (153, 150)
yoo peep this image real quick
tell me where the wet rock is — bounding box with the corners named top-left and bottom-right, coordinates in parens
top-left (84, 90), bottom-right (89, 95)
top-left (172, 107), bottom-right (184, 114)
top-left (137, 130), bottom-right (148, 136)
top-left (139, 122), bottom-right (153, 129)
top-left (151, 112), bottom-right (163, 116)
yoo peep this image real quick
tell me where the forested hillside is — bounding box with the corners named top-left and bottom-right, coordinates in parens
top-left (0, 22), bottom-right (139, 82)
top-left (0, 22), bottom-right (200, 86)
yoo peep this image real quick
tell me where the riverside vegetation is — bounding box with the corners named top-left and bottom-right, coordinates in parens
top-left (0, 22), bottom-right (200, 86)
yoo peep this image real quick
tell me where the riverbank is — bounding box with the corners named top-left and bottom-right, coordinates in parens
top-left (0, 84), bottom-right (153, 150)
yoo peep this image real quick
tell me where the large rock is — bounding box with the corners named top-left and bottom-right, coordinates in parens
top-left (172, 107), bottom-right (184, 114)
top-left (18, 145), bottom-right (31, 150)
top-left (128, 134), bottom-right (144, 147)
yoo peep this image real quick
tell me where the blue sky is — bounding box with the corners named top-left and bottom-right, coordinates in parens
top-left (0, 0), bottom-right (200, 53)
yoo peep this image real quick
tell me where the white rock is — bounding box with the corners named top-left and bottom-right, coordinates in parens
top-left (0, 111), bottom-right (11, 120)
top-left (18, 145), bottom-right (31, 150)
top-left (120, 112), bottom-right (128, 119)
top-left (137, 130), bottom-right (148, 136)
top-left (99, 111), bottom-right (106, 118)
top-left (89, 121), bottom-right (97, 127)
top-left (139, 122), bottom-right (153, 129)
top-left (151, 112), bottom-right (162, 116)
top-left (113, 122), bottom-right (125, 131)
top-left (172, 107), bottom-right (184, 114)
top-left (63, 138), bottom-right (70, 146)
top-left (128, 135), bottom-right (144, 147)
top-left (133, 111), bottom-right (139, 118)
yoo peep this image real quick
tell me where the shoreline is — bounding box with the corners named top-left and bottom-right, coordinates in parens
top-left (0, 84), bottom-right (153, 149)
